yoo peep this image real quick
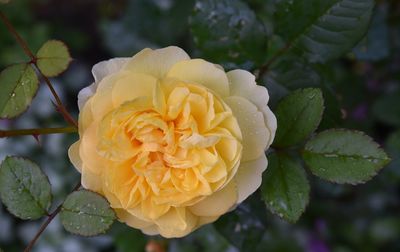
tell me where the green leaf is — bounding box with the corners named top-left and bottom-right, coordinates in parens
top-left (266, 55), bottom-right (322, 90)
top-left (0, 64), bottom-right (39, 119)
top-left (261, 153), bottom-right (310, 223)
top-left (60, 190), bottom-right (116, 236)
top-left (273, 88), bottom-right (324, 147)
top-left (302, 129), bottom-right (390, 184)
top-left (0, 156), bottom-right (52, 220)
top-left (275, 0), bottom-right (374, 63)
top-left (189, 0), bottom-right (268, 68)
top-left (36, 40), bottom-right (72, 77)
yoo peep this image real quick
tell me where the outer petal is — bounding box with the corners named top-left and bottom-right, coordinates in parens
top-left (155, 208), bottom-right (197, 238)
top-left (116, 209), bottom-right (153, 229)
top-left (78, 58), bottom-right (129, 109)
top-left (92, 58), bottom-right (130, 83)
top-left (68, 141), bottom-right (82, 172)
top-left (235, 154), bottom-right (268, 204)
top-left (81, 165), bottom-right (103, 193)
top-left (227, 70), bottom-right (276, 147)
top-left (189, 181), bottom-right (237, 217)
top-left (111, 73), bottom-right (157, 107)
top-left (123, 47), bottom-right (190, 79)
top-left (224, 96), bottom-right (269, 161)
top-left (167, 59), bottom-right (230, 97)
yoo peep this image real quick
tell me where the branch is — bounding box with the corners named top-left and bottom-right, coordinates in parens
top-left (0, 11), bottom-right (78, 128)
top-left (24, 183), bottom-right (81, 252)
top-left (257, 43), bottom-right (292, 81)
top-left (0, 127), bottom-right (77, 138)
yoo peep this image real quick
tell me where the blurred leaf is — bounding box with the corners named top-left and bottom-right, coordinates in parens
top-left (101, 0), bottom-right (194, 56)
top-left (353, 4), bottom-right (389, 61)
top-left (275, 0), bottom-right (374, 62)
top-left (214, 207), bottom-right (265, 250)
top-left (266, 55), bottom-right (322, 90)
top-left (0, 156), bottom-right (52, 220)
top-left (36, 40), bottom-right (72, 77)
top-left (303, 129), bottom-right (390, 184)
top-left (114, 227), bottom-right (146, 252)
top-left (261, 153), bottom-right (310, 223)
top-left (60, 190), bottom-right (116, 236)
top-left (372, 91), bottom-right (400, 127)
top-left (273, 88), bottom-right (324, 147)
top-left (190, 0), bottom-right (268, 68)
top-left (0, 63), bottom-right (39, 118)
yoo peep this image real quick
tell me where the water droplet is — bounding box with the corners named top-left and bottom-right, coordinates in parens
top-left (324, 154), bottom-right (338, 158)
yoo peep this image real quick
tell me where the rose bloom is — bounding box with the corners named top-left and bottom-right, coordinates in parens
top-left (68, 47), bottom-right (276, 238)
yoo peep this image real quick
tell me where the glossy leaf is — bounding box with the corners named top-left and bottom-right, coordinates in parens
top-left (275, 0), bottom-right (375, 62)
top-left (273, 88), bottom-right (324, 147)
top-left (0, 64), bottom-right (39, 118)
top-left (261, 153), bottom-right (310, 223)
top-left (0, 156), bottom-right (52, 220)
top-left (36, 40), bottom-right (72, 77)
top-left (303, 129), bottom-right (390, 184)
top-left (189, 0), bottom-right (268, 68)
top-left (60, 190), bottom-right (116, 236)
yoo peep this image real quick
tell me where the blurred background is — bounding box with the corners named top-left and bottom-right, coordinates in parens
top-left (1, 0), bottom-right (400, 251)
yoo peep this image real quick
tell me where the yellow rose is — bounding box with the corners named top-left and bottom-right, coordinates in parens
top-left (68, 47), bottom-right (276, 238)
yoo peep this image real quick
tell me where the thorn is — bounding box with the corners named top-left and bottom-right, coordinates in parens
top-left (32, 134), bottom-right (41, 145)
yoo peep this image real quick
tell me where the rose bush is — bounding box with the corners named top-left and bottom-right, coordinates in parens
top-left (68, 46), bottom-right (276, 237)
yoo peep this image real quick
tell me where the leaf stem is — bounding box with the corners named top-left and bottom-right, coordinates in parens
top-left (0, 11), bottom-right (78, 128)
top-left (257, 43), bottom-right (292, 81)
top-left (0, 127), bottom-right (77, 138)
top-left (24, 182), bottom-right (81, 252)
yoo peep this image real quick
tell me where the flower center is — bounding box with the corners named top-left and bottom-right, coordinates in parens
top-left (96, 80), bottom-right (242, 212)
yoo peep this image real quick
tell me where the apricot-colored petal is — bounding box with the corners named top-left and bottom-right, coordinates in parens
top-left (68, 141), bottom-right (82, 172)
top-left (81, 165), bottom-right (103, 193)
top-left (167, 59), bottom-right (229, 97)
top-left (92, 57), bottom-right (130, 83)
top-left (116, 209), bottom-right (153, 229)
top-left (123, 47), bottom-right (190, 79)
top-left (235, 153), bottom-right (268, 204)
top-left (225, 96), bottom-right (269, 161)
top-left (155, 207), bottom-right (197, 238)
top-left (189, 181), bottom-right (237, 217)
top-left (112, 73), bottom-right (157, 107)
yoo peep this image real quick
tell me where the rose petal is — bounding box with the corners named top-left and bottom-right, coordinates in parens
top-left (123, 47), bottom-right (190, 79)
top-left (167, 59), bottom-right (230, 97)
top-left (77, 58), bottom-right (129, 110)
top-left (225, 96), bottom-right (270, 161)
top-left (235, 154), bottom-right (268, 204)
top-left (189, 181), bottom-right (237, 216)
top-left (92, 58), bottom-right (130, 83)
top-left (155, 207), bottom-right (197, 238)
top-left (111, 73), bottom-right (157, 107)
top-left (68, 141), bottom-right (82, 172)
top-left (116, 209), bottom-right (153, 229)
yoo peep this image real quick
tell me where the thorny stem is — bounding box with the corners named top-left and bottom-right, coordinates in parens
top-left (0, 126), bottom-right (77, 138)
top-left (0, 11), bottom-right (78, 128)
top-left (23, 183), bottom-right (81, 252)
top-left (0, 11), bottom-right (81, 251)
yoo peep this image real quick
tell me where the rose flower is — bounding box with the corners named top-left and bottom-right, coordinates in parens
top-left (68, 46), bottom-right (276, 238)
